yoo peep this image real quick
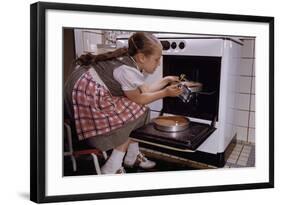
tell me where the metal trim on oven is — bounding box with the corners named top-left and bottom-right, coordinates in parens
top-left (130, 138), bottom-right (195, 153)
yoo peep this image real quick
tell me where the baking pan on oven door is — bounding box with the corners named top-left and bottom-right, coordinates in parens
top-left (131, 121), bottom-right (216, 152)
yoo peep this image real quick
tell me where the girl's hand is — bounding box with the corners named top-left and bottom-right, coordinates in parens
top-left (183, 81), bottom-right (202, 88)
top-left (164, 76), bottom-right (180, 84)
top-left (165, 84), bottom-right (183, 97)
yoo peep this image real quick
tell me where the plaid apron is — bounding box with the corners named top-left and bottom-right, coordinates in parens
top-left (73, 71), bottom-right (147, 140)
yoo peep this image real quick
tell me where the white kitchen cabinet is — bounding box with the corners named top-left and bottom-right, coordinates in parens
top-left (74, 29), bottom-right (103, 58)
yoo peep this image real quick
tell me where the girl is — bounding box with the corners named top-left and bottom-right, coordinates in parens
top-left (65, 32), bottom-right (183, 174)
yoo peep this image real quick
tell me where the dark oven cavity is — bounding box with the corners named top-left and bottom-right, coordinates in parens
top-left (162, 55), bottom-right (221, 121)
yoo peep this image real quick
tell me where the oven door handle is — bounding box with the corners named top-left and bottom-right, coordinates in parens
top-left (130, 138), bottom-right (196, 153)
top-left (196, 90), bottom-right (216, 95)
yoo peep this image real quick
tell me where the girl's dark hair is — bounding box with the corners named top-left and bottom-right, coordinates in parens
top-left (128, 32), bottom-right (160, 56)
top-left (75, 47), bottom-right (128, 67)
top-left (75, 32), bottom-right (161, 67)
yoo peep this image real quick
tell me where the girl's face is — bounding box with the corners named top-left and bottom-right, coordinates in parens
top-left (138, 45), bottom-right (162, 74)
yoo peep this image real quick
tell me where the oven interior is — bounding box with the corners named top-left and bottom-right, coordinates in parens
top-left (162, 55), bottom-right (221, 121)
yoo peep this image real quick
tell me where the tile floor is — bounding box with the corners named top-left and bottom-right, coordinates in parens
top-left (224, 141), bottom-right (255, 168)
top-left (64, 141), bottom-right (255, 176)
top-left (139, 141), bottom-right (255, 170)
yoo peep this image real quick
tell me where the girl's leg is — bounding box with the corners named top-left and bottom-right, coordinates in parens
top-left (124, 139), bottom-right (156, 169)
top-left (115, 138), bottom-right (131, 152)
top-left (101, 139), bottom-right (130, 174)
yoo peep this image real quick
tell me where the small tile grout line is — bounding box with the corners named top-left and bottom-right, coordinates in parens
top-left (246, 41), bottom-right (255, 142)
top-left (234, 144), bottom-right (244, 164)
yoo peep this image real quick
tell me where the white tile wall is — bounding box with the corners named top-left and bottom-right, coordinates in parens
top-left (236, 93), bottom-right (250, 110)
top-left (234, 39), bottom-right (255, 144)
top-left (252, 60), bottom-right (256, 77)
top-left (235, 110), bottom-right (250, 127)
top-left (237, 76), bottom-right (252, 93)
top-left (239, 59), bottom-right (254, 76)
top-left (249, 112), bottom-right (255, 128)
top-left (248, 128), bottom-right (255, 143)
top-left (250, 94), bottom-right (255, 111)
top-left (251, 77), bottom-right (255, 94)
top-left (236, 126), bottom-right (248, 141)
top-left (241, 39), bottom-right (255, 58)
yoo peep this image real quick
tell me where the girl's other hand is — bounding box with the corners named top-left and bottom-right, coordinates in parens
top-left (165, 84), bottom-right (183, 97)
top-left (183, 81), bottom-right (202, 88)
top-left (164, 76), bottom-right (180, 84)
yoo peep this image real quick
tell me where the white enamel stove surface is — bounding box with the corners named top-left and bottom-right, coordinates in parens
top-left (116, 35), bottom-right (242, 154)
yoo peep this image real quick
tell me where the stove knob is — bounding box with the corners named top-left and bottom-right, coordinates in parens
top-left (171, 42), bottom-right (177, 49)
top-left (160, 40), bottom-right (170, 50)
top-left (179, 42), bottom-right (185, 49)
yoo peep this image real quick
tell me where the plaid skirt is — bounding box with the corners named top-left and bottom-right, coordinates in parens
top-left (84, 108), bottom-right (150, 151)
top-left (72, 71), bottom-right (149, 149)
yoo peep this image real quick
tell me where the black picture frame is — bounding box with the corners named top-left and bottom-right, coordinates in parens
top-left (30, 1), bottom-right (274, 203)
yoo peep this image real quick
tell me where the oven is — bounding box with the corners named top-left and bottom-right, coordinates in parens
top-left (116, 34), bottom-right (242, 167)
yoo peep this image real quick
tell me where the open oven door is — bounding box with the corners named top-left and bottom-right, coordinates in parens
top-left (130, 115), bottom-right (217, 152)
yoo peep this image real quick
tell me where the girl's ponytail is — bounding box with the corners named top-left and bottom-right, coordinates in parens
top-left (75, 32), bottom-right (161, 67)
top-left (75, 47), bottom-right (128, 67)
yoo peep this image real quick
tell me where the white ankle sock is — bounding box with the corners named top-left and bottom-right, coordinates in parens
top-left (101, 149), bottom-right (125, 174)
top-left (124, 142), bottom-right (139, 164)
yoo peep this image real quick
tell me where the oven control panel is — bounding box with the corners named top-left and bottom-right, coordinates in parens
top-left (160, 39), bottom-right (188, 53)
top-left (116, 39), bottom-right (188, 53)
top-left (159, 38), bottom-right (223, 56)
top-left (116, 38), bottom-right (223, 56)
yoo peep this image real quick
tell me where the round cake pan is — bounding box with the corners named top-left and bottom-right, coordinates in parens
top-left (153, 115), bottom-right (190, 132)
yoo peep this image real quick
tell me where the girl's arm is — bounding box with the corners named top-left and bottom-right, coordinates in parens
top-left (140, 76), bottom-right (179, 93)
top-left (124, 84), bottom-right (182, 105)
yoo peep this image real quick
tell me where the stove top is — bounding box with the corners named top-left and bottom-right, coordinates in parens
top-left (131, 121), bottom-right (216, 151)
